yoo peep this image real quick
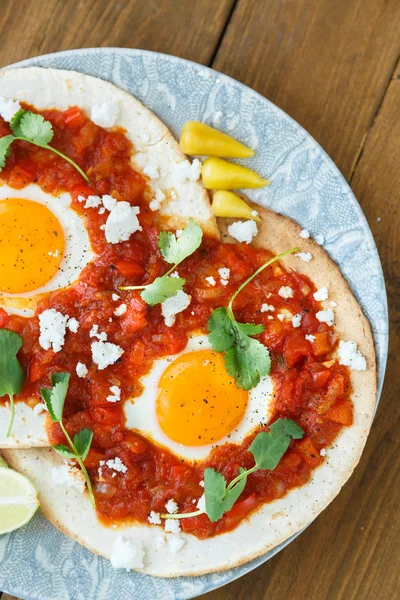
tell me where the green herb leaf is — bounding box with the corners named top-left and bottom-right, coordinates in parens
top-left (52, 444), bottom-right (76, 459)
top-left (204, 467), bottom-right (227, 522)
top-left (10, 109), bottom-right (27, 137)
top-left (73, 428), bottom-right (93, 461)
top-left (140, 275), bottom-right (185, 305)
top-left (248, 418), bottom-right (304, 470)
top-left (208, 307), bottom-right (236, 352)
top-left (225, 331), bottom-right (271, 390)
top-left (0, 135), bottom-right (15, 169)
top-left (221, 467), bottom-right (247, 512)
top-left (40, 372), bottom-right (70, 423)
top-left (235, 322), bottom-right (265, 336)
top-left (0, 329), bottom-right (25, 437)
top-left (17, 112), bottom-right (54, 145)
top-left (158, 218), bottom-right (203, 265)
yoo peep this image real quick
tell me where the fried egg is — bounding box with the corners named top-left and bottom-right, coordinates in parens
top-left (0, 184), bottom-right (93, 316)
top-left (124, 335), bottom-right (274, 460)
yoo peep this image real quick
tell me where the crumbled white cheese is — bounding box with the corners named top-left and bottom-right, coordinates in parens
top-left (313, 287), bottom-right (329, 301)
top-left (102, 195), bottom-right (117, 212)
top-left (316, 308), bottom-right (335, 326)
top-left (78, 194), bottom-right (102, 209)
top-left (112, 293), bottom-right (120, 301)
top-left (114, 304), bottom-right (127, 316)
top-left (337, 340), bottom-right (367, 371)
top-left (98, 206), bottom-right (106, 215)
top-left (149, 189), bottom-right (165, 211)
top-left (107, 385), bottom-right (121, 403)
top-left (161, 290), bottom-right (191, 327)
top-left (251, 210), bottom-right (259, 218)
top-left (292, 313), bottom-right (302, 328)
top-left (295, 252), bottom-right (313, 262)
top-left (196, 494), bottom-right (206, 512)
top-left (227, 220), bottom-right (258, 244)
top-left (315, 233), bottom-right (325, 245)
top-left (67, 317), bottom-right (79, 333)
top-left (76, 362), bottom-right (88, 378)
top-left (175, 158), bottom-right (202, 182)
top-left (278, 286), bottom-right (293, 299)
top-left (91, 101), bottom-right (119, 128)
top-left (105, 201), bottom-right (142, 244)
top-left (167, 535), bottom-right (186, 553)
top-left (320, 448), bottom-right (327, 457)
top-left (89, 324), bottom-right (107, 341)
top-left (199, 480), bottom-right (204, 487)
top-left (33, 403), bottom-right (47, 416)
top-left (305, 334), bottom-right (316, 342)
top-left (205, 276), bottom-right (216, 286)
top-left (268, 315), bottom-right (274, 320)
top-left (164, 519), bottom-right (181, 534)
top-left (218, 267), bottom-right (230, 286)
top-left (155, 536), bottom-right (166, 549)
top-left (170, 271), bottom-right (180, 278)
top-left (261, 304), bottom-right (275, 312)
top-left (299, 229), bottom-right (310, 239)
top-left (110, 536), bottom-right (144, 570)
top-left (51, 462), bottom-right (85, 493)
top-left (39, 309), bottom-right (69, 352)
top-left (148, 511), bottom-right (162, 525)
top-left (106, 457), bottom-right (128, 473)
top-left (91, 340), bottom-right (124, 370)
top-left (143, 165), bottom-right (160, 180)
top-left (165, 499), bottom-right (179, 514)
top-left (0, 96), bottom-right (21, 122)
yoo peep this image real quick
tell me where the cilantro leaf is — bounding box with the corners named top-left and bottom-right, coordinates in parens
top-left (0, 135), bottom-right (15, 169)
top-left (17, 112), bottom-right (54, 145)
top-left (208, 307), bottom-right (236, 352)
top-left (52, 444), bottom-right (75, 459)
top-left (73, 428), bottom-right (93, 461)
top-left (221, 468), bottom-right (247, 512)
top-left (10, 109), bottom-right (27, 137)
top-left (40, 372), bottom-right (70, 423)
top-left (248, 418), bottom-right (304, 470)
top-left (204, 467), bottom-right (227, 522)
top-left (140, 275), bottom-right (185, 306)
top-left (158, 218), bottom-right (203, 265)
top-left (235, 322), bottom-right (265, 336)
top-left (225, 331), bottom-right (270, 390)
top-left (0, 329), bottom-right (25, 436)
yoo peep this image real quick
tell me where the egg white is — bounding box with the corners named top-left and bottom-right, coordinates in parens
top-left (124, 334), bottom-right (275, 461)
top-left (0, 183), bottom-right (94, 317)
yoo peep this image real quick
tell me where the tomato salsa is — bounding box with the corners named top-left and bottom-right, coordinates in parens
top-left (0, 105), bottom-right (353, 539)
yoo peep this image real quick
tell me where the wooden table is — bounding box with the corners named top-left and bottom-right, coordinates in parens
top-left (0, 1), bottom-right (399, 599)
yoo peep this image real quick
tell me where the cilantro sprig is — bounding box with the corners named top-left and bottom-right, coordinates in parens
top-left (161, 418), bottom-right (304, 523)
top-left (208, 248), bottom-right (298, 390)
top-left (119, 218), bottom-right (203, 305)
top-left (40, 372), bottom-right (95, 507)
top-left (0, 329), bottom-right (25, 437)
top-left (0, 110), bottom-right (89, 182)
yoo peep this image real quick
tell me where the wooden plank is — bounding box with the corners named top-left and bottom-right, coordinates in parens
top-left (199, 62), bottom-right (400, 600)
top-left (212, 0), bottom-right (400, 180)
top-left (0, 0), bottom-right (235, 69)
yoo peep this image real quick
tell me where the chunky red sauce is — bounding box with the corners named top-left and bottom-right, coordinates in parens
top-left (0, 106), bottom-right (353, 539)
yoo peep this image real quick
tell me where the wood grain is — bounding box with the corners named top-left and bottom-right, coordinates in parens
top-left (212, 0), bottom-right (400, 180)
top-left (0, 0), bottom-right (235, 69)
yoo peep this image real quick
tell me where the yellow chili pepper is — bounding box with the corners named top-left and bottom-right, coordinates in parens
top-left (180, 121), bottom-right (254, 158)
top-left (202, 157), bottom-right (268, 190)
top-left (212, 191), bottom-right (261, 221)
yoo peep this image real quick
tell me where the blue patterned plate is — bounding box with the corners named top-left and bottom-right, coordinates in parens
top-left (0, 48), bottom-right (388, 600)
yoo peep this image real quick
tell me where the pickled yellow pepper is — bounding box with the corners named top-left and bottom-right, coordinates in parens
top-left (212, 191), bottom-right (261, 221)
top-left (180, 122), bottom-right (254, 158)
top-left (202, 157), bottom-right (268, 190)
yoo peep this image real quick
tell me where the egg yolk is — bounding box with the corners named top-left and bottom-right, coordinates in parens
top-left (156, 349), bottom-right (249, 446)
top-left (0, 199), bottom-right (65, 294)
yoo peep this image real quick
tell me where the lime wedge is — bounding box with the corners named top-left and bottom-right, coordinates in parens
top-left (0, 464), bottom-right (39, 534)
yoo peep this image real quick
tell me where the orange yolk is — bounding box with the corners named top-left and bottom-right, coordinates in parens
top-left (0, 199), bottom-right (65, 294)
top-left (156, 349), bottom-right (249, 446)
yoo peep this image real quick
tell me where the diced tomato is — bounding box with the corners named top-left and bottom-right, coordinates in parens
top-left (296, 437), bottom-right (323, 467)
top-left (325, 399), bottom-right (353, 426)
top-left (283, 331), bottom-right (311, 367)
top-left (120, 297), bottom-right (148, 335)
top-left (0, 307), bottom-right (10, 328)
top-left (310, 367), bottom-right (331, 391)
top-left (84, 447), bottom-right (106, 468)
top-left (63, 106), bottom-right (86, 129)
top-left (7, 164), bottom-right (34, 188)
top-left (311, 332), bottom-right (332, 356)
top-left (114, 260), bottom-right (144, 278)
top-left (181, 512), bottom-right (211, 533)
top-left (224, 493), bottom-right (259, 526)
top-left (318, 373), bottom-right (346, 413)
top-left (91, 407), bottom-right (124, 426)
top-left (28, 350), bottom-right (55, 383)
top-left (123, 432), bottom-right (148, 455)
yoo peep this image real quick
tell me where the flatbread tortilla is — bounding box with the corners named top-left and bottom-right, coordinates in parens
top-left (0, 66), bottom-right (218, 449)
top-left (1, 204), bottom-right (376, 577)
